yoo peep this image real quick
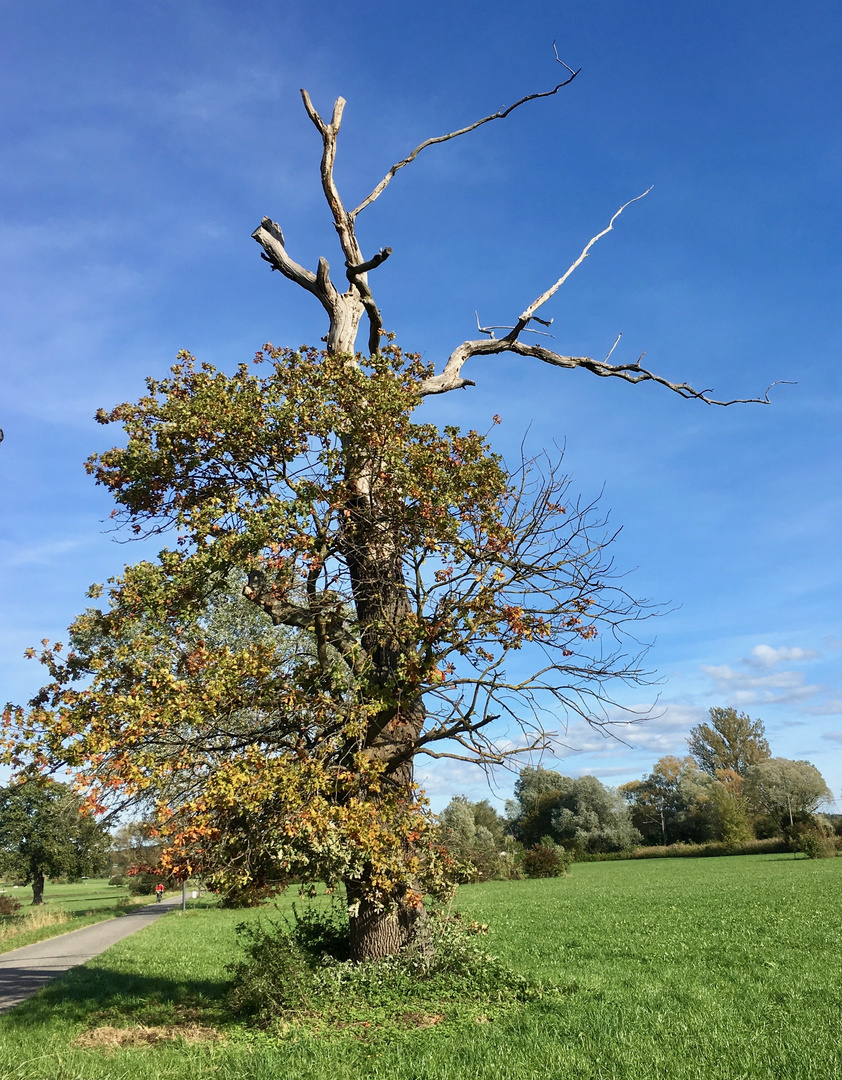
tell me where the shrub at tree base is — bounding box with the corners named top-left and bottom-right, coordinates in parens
top-left (227, 902), bottom-right (553, 1030)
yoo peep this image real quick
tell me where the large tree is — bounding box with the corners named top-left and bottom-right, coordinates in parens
top-left (620, 756), bottom-right (713, 847)
top-left (744, 758), bottom-right (831, 828)
top-left (509, 767), bottom-right (639, 854)
top-left (0, 780), bottom-right (110, 904)
top-left (688, 707), bottom-right (771, 777)
top-left (3, 70), bottom-right (768, 960)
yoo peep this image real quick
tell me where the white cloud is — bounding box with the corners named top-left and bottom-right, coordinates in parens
top-left (744, 644), bottom-right (819, 669)
top-left (616, 703), bottom-right (706, 753)
top-left (701, 657), bottom-right (824, 707)
top-left (822, 730), bottom-right (842, 742)
top-left (810, 702), bottom-right (842, 717)
top-left (545, 703), bottom-right (706, 759)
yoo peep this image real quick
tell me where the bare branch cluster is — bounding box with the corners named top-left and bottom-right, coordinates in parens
top-left (252, 53), bottom-right (777, 406)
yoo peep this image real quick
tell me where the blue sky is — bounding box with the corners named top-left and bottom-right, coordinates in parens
top-left (1, 1), bottom-right (841, 811)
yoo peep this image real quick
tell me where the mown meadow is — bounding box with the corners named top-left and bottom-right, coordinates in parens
top-left (1, 854), bottom-right (840, 1079)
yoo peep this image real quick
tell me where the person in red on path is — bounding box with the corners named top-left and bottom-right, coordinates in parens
top-left (154, 882), bottom-right (164, 902)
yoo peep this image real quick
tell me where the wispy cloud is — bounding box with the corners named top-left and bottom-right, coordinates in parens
top-left (811, 702), bottom-right (842, 717)
top-left (0, 537), bottom-right (89, 568)
top-left (744, 644), bottom-right (819, 669)
top-left (546, 703), bottom-right (705, 759)
top-left (701, 642), bottom-right (825, 707)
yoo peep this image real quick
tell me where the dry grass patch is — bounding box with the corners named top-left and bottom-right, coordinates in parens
top-left (73, 1024), bottom-right (224, 1052)
top-left (0, 907), bottom-right (69, 940)
top-left (400, 1012), bottom-right (445, 1029)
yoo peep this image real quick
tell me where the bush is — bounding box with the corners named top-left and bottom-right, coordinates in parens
top-left (0, 893), bottom-right (22, 915)
top-left (787, 822), bottom-right (837, 859)
top-left (521, 841), bottom-right (571, 878)
top-left (127, 872), bottom-right (159, 896)
top-left (108, 874), bottom-right (127, 887)
top-left (627, 837), bottom-right (789, 860)
top-left (227, 901), bottom-right (551, 1028)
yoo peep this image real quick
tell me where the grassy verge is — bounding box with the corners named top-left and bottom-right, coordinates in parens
top-left (0, 879), bottom-right (162, 953)
top-left (1, 855), bottom-right (841, 1078)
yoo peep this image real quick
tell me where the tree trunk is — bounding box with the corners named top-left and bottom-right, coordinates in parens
top-left (346, 880), bottom-right (431, 963)
top-left (31, 868), bottom-right (45, 905)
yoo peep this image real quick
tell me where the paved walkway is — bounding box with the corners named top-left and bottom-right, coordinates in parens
top-left (0, 896), bottom-right (182, 1014)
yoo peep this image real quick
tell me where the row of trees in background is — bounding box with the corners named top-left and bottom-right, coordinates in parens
top-left (437, 707), bottom-right (835, 879)
top-left (1, 707), bottom-right (830, 903)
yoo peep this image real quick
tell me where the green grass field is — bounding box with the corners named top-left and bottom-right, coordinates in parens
top-left (1, 854), bottom-right (840, 1079)
top-left (0, 878), bottom-right (155, 953)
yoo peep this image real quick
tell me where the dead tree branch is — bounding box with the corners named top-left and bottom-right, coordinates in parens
top-left (519, 189), bottom-right (652, 324)
top-left (254, 55), bottom-right (580, 358)
top-left (417, 193), bottom-right (783, 405)
top-left (252, 67), bottom-right (780, 407)
top-left (351, 69), bottom-right (581, 218)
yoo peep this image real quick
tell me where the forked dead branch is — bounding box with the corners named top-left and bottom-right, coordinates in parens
top-left (253, 68), bottom-right (780, 404)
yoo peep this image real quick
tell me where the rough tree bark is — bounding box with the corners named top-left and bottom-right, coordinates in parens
top-left (247, 62), bottom-right (775, 962)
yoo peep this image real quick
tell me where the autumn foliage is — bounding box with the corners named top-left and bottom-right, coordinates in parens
top-left (3, 343), bottom-right (648, 953)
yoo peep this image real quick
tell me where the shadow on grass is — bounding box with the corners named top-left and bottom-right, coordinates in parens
top-left (1, 962), bottom-right (230, 1029)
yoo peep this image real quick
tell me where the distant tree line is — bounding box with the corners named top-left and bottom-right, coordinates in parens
top-left (436, 707), bottom-right (836, 879)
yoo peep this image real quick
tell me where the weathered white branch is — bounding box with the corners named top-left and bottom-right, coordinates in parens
top-left (416, 190), bottom-right (783, 405)
top-left (519, 188), bottom-right (652, 324)
top-left (257, 62), bottom-right (580, 357)
top-left (300, 89), bottom-right (363, 270)
top-left (257, 78), bottom-right (780, 406)
top-left (251, 218), bottom-right (319, 295)
top-left (417, 334), bottom-right (786, 404)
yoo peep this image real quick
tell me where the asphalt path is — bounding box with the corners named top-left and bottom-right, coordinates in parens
top-left (0, 895), bottom-right (182, 1014)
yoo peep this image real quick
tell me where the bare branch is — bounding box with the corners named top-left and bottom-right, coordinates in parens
top-left (475, 310), bottom-right (554, 340)
top-left (551, 41), bottom-right (577, 76)
top-left (417, 333), bottom-right (785, 404)
top-left (261, 64), bottom-right (581, 357)
top-left (300, 90), bottom-right (364, 270)
top-left (300, 89), bottom-right (345, 137)
top-left (416, 190), bottom-right (784, 405)
top-left (351, 68), bottom-right (581, 219)
top-left (251, 218), bottom-right (319, 295)
top-left (346, 248), bottom-right (393, 280)
top-left (604, 333), bottom-right (623, 363)
top-left (519, 188), bottom-right (652, 324)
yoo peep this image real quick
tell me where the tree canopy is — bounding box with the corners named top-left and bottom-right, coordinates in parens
top-left (687, 707), bottom-right (771, 777)
top-left (744, 758), bottom-right (832, 828)
top-left (509, 767), bottom-right (639, 854)
top-left (0, 780), bottom-right (110, 904)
